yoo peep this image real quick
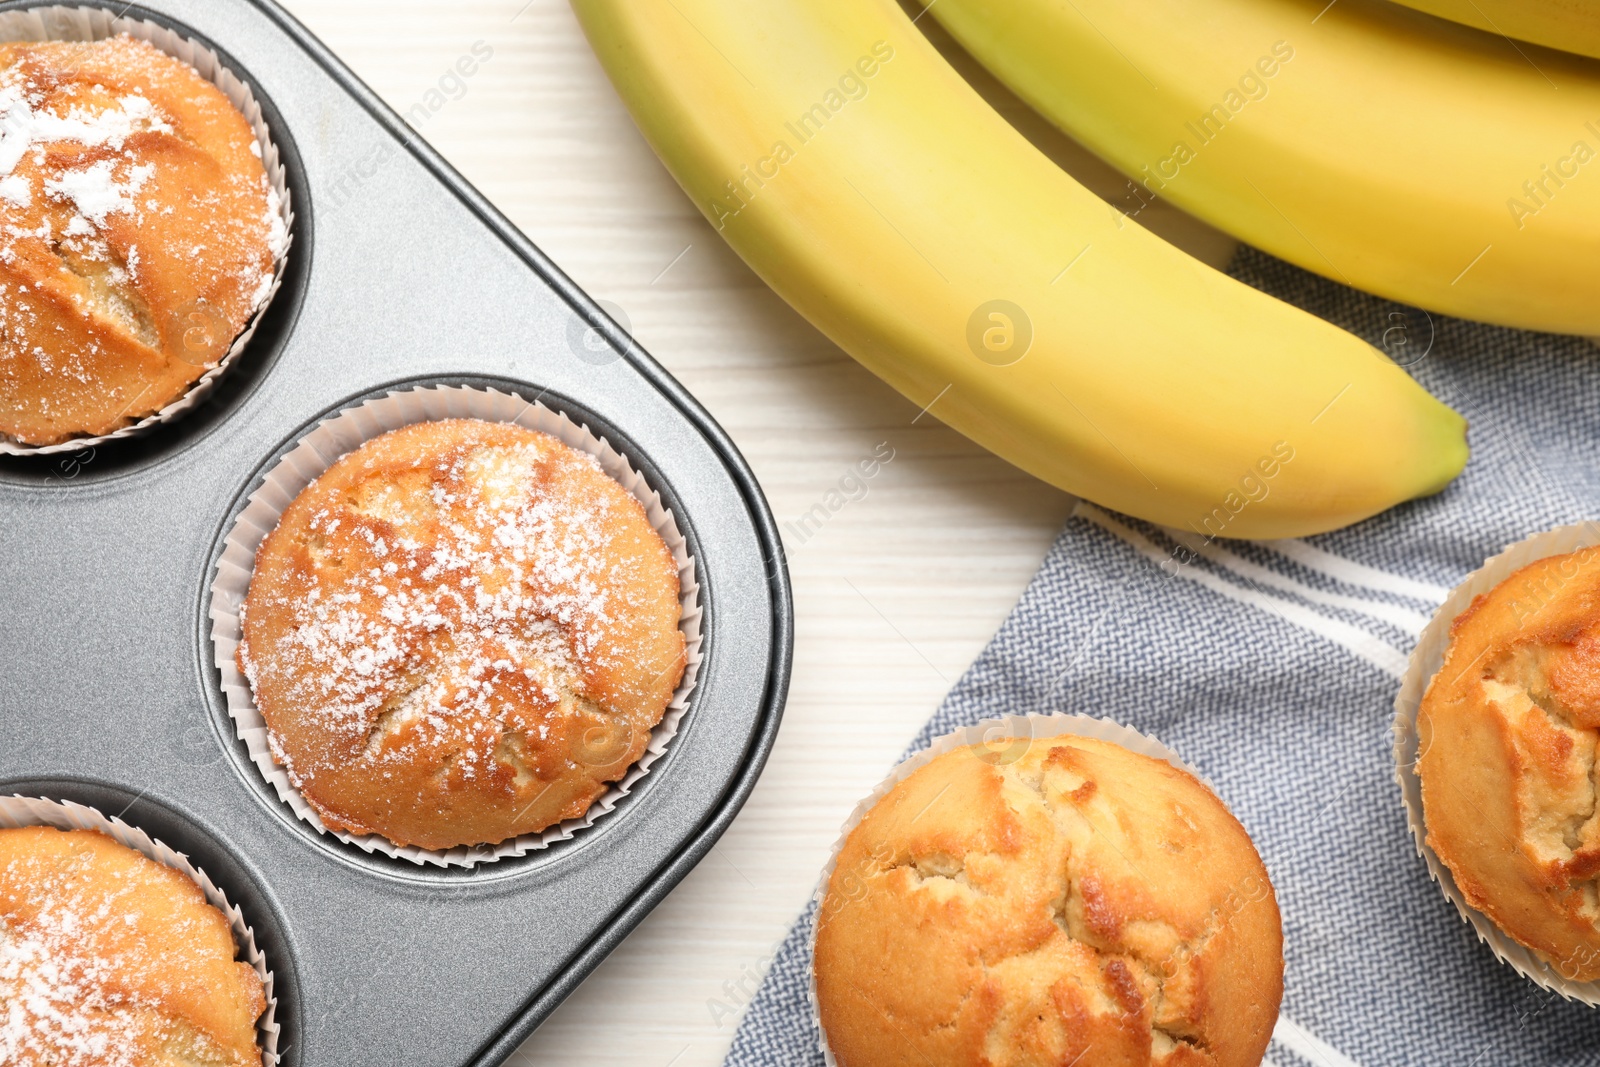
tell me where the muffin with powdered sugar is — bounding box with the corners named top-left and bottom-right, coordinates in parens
top-left (237, 418), bottom-right (687, 852)
top-left (0, 34), bottom-right (286, 446)
top-left (0, 825), bottom-right (266, 1066)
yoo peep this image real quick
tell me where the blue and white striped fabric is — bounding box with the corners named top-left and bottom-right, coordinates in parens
top-left (724, 248), bottom-right (1600, 1067)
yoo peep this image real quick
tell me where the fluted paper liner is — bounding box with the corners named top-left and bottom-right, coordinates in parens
top-left (0, 794), bottom-right (280, 1065)
top-left (209, 384), bottom-right (704, 868)
top-left (0, 5), bottom-right (294, 456)
top-left (1395, 520), bottom-right (1600, 1004)
top-left (806, 714), bottom-right (1228, 1066)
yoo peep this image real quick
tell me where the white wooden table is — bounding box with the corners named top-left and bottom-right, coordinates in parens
top-left (275, 4), bottom-right (1232, 1063)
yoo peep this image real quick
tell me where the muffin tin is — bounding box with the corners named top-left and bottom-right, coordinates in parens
top-left (0, 1), bottom-right (793, 1064)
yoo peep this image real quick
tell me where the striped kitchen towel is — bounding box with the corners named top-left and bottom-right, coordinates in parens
top-left (724, 247), bottom-right (1600, 1067)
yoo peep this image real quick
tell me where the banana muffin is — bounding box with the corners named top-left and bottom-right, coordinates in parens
top-left (0, 826), bottom-right (265, 1066)
top-left (814, 735), bottom-right (1283, 1067)
top-left (0, 34), bottom-right (285, 445)
top-left (237, 418), bottom-right (686, 851)
top-left (1419, 545), bottom-right (1600, 981)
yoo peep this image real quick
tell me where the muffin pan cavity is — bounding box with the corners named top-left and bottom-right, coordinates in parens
top-left (0, 3), bottom-right (308, 473)
top-left (0, 1), bottom-right (792, 1064)
top-left (202, 377), bottom-right (708, 879)
top-left (0, 781), bottom-right (302, 1066)
top-left (0, 2), bottom-right (312, 485)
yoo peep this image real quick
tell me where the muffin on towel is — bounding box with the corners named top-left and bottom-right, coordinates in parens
top-left (814, 734), bottom-right (1283, 1067)
top-left (0, 826), bottom-right (265, 1066)
top-left (1420, 546), bottom-right (1600, 981)
top-left (238, 418), bottom-right (686, 851)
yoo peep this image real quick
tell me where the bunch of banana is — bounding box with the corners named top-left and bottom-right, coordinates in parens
top-left (571, 0), bottom-right (1466, 538)
top-left (928, 0), bottom-right (1600, 335)
top-left (1391, 0), bottom-right (1600, 60)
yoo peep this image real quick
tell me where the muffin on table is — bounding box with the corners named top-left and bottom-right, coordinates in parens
top-left (238, 418), bottom-right (686, 852)
top-left (814, 734), bottom-right (1283, 1067)
top-left (1419, 545), bottom-right (1600, 981)
top-left (0, 825), bottom-right (265, 1066)
top-left (0, 34), bottom-right (284, 446)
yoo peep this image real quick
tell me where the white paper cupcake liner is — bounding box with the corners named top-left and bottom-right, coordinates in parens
top-left (0, 4), bottom-right (295, 456)
top-left (208, 383), bottom-right (705, 868)
top-left (0, 794), bottom-right (280, 1065)
top-left (806, 713), bottom-right (1228, 1066)
top-left (1395, 521), bottom-right (1600, 1003)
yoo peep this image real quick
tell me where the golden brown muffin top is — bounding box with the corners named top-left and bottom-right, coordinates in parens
top-left (814, 736), bottom-right (1283, 1067)
top-left (0, 35), bottom-right (283, 445)
top-left (238, 418), bottom-right (687, 851)
top-left (0, 826), bottom-right (265, 1067)
top-left (1419, 545), bottom-right (1600, 981)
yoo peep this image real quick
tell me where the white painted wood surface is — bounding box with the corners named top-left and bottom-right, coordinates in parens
top-left (273, 4), bottom-right (1233, 1063)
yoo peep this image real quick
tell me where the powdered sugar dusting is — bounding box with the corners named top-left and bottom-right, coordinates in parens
top-left (0, 87), bottom-right (170, 240)
top-left (0, 174), bottom-right (27, 207)
top-left (44, 157), bottom-right (153, 226)
top-left (0, 899), bottom-right (149, 1066)
top-left (261, 184), bottom-right (286, 262)
top-left (0, 90), bottom-right (169, 175)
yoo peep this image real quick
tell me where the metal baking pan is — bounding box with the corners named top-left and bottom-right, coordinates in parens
top-left (0, 1), bottom-right (794, 1063)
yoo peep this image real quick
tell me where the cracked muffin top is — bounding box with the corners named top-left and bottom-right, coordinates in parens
top-left (814, 735), bottom-right (1282, 1067)
top-left (0, 35), bottom-right (285, 446)
top-left (0, 826), bottom-right (265, 1067)
top-left (1419, 546), bottom-right (1600, 981)
top-left (237, 418), bottom-right (686, 851)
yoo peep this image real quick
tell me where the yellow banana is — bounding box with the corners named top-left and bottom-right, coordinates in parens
top-left (1391, 0), bottom-right (1600, 60)
top-left (570, 0), bottom-right (1466, 538)
top-left (928, 0), bottom-right (1600, 335)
